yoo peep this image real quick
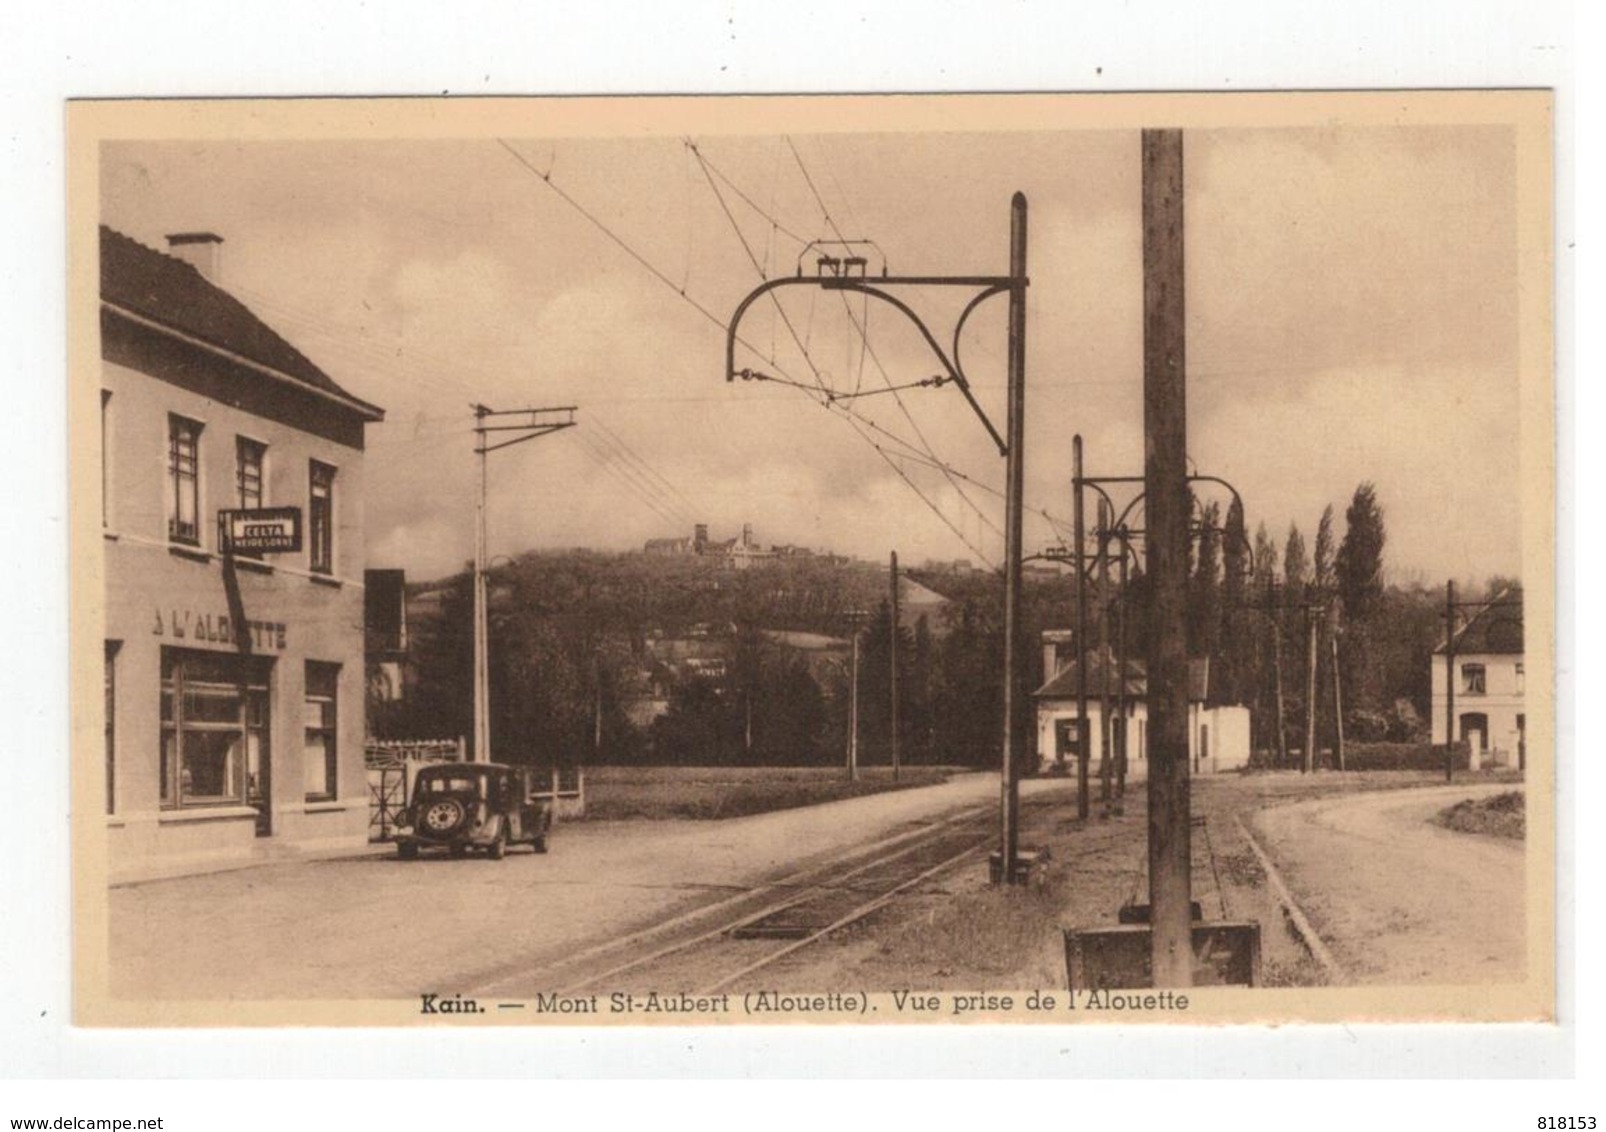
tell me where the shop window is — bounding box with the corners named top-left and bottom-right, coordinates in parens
top-left (101, 391), bottom-right (112, 528)
top-left (309, 460), bottom-right (335, 574)
top-left (104, 641), bottom-right (119, 814)
top-left (160, 649), bottom-right (270, 809)
top-left (167, 415), bottom-right (203, 545)
top-left (303, 662), bottom-right (339, 801)
top-left (235, 437), bottom-right (267, 559)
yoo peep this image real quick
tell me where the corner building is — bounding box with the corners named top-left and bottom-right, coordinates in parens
top-left (99, 227), bottom-right (384, 879)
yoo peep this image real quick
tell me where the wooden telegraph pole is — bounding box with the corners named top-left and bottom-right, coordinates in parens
top-left (1142, 128), bottom-right (1193, 987)
top-left (1073, 434), bottom-right (1090, 820)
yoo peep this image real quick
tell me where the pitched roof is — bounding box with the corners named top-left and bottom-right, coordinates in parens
top-left (1034, 651), bottom-right (1211, 702)
top-left (99, 226), bottom-right (382, 420)
top-left (1435, 587), bottom-right (1524, 655)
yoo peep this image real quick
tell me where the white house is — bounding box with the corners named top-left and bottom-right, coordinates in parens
top-left (1431, 587), bottom-right (1525, 769)
top-left (1033, 634), bottom-right (1251, 781)
top-left (98, 227), bottom-right (384, 881)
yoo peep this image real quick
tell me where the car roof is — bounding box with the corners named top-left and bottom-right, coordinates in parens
top-left (417, 762), bottom-right (513, 775)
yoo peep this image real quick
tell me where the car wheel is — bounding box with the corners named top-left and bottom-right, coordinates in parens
top-left (532, 834), bottom-right (548, 854)
top-left (421, 798), bottom-right (467, 836)
top-left (398, 841), bottom-right (419, 860)
top-left (488, 829), bottom-right (507, 860)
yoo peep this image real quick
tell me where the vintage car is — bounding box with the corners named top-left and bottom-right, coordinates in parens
top-left (395, 762), bottom-right (553, 860)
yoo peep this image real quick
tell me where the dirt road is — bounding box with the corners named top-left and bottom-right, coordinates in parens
top-left (1251, 783), bottom-right (1525, 985)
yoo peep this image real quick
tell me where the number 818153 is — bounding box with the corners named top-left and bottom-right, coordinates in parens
top-left (1539, 1119), bottom-right (1596, 1129)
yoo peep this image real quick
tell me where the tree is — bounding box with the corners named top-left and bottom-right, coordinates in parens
top-left (1188, 501), bottom-right (1223, 661)
top-left (1336, 482), bottom-right (1386, 623)
top-left (1217, 497), bottom-right (1253, 707)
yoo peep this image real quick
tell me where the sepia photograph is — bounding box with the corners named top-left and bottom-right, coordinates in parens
top-left (66, 91), bottom-right (1554, 1027)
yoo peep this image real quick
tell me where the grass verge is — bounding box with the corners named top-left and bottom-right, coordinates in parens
top-left (580, 765), bottom-right (955, 821)
top-left (1436, 790), bottom-right (1525, 840)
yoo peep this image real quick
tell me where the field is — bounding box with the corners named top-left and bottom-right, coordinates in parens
top-left (579, 765), bottom-right (955, 821)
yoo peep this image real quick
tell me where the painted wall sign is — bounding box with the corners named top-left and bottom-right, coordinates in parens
top-left (152, 608), bottom-right (287, 649)
top-left (221, 507), bottom-right (303, 554)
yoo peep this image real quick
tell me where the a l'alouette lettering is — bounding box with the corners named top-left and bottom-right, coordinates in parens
top-left (151, 609), bottom-right (286, 649)
top-left (419, 993), bottom-right (484, 1015)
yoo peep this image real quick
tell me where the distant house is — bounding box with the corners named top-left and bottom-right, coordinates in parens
top-left (1431, 587), bottom-right (1525, 769)
top-left (1032, 633), bottom-right (1251, 780)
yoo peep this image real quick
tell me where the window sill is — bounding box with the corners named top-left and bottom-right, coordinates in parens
top-left (303, 799), bottom-right (357, 813)
top-left (308, 573), bottom-right (342, 588)
top-left (167, 543), bottom-right (213, 564)
top-left (158, 805), bottom-right (258, 824)
top-left (231, 557), bottom-right (274, 575)
top-left (102, 529), bottom-right (120, 542)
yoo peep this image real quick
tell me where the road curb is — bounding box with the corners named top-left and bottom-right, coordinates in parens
top-left (1233, 814), bottom-right (1347, 983)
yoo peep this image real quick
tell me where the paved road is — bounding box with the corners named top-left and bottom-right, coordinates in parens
top-left (109, 772), bottom-right (1034, 1001)
top-left (1251, 783), bottom-right (1525, 985)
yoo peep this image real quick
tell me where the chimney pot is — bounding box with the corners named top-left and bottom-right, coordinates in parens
top-left (166, 232), bottom-right (224, 281)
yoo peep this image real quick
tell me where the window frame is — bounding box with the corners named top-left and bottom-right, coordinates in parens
top-left (1460, 662), bottom-right (1487, 695)
top-left (234, 436), bottom-right (269, 559)
top-left (159, 649), bottom-right (270, 810)
top-left (104, 641), bottom-right (119, 814)
top-left (100, 390), bottom-right (113, 528)
top-left (166, 414), bottom-right (204, 546)
top-left (303, 662), bottom-right (339, 802)
top-left (309, 459), bottom-right (336, 575)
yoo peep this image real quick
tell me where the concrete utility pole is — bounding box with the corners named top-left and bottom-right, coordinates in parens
top-left (471, 404), bottom-right (577, 764)
top-left (1073, 434), bottom-right (1090, 820)
top-left (1331, 632), bottom-right (1346, 771)
top-left (999, 191), bottom-right (1030, 882)
top-left (844, 608), bottom-right (870, 782)
top-left (1098, 500), bottom-right (1114, 806)
top-left (1142, 128), bottom-right (1194, 988)
top-left (1445, 580), bottom-right (1457, 783)
top-left (890, 550), bottom-right (901, 782)
top-left (723, 195), bottom-right (1030, 883)
top-left (1114, 526), bottom-right (1131, 804)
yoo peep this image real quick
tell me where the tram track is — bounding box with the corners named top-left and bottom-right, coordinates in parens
top-left (465, 802), bottom-right (1005, 999)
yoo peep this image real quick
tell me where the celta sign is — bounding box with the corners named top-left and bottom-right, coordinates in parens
top-left (222, 507), bottom-right (303, 554)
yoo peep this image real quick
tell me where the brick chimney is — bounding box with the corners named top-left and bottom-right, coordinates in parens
top-left (166, 232), bottom-right (224, 282)
top-left (694, 523), bottom-right (708, 550)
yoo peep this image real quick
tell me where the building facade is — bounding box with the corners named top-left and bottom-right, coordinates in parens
top-left (99, 227), bottom-right (383, 880)
top-left (1033, 638), bottom-right (1251, 781)
top-left (1430, 588), bottom-right (1525, 769)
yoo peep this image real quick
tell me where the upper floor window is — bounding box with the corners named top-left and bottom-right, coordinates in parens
top-left (235, 438), bottom-right (267, 560)
top-left (101, 391), bottom-right (112, 527)
top-left (309, 460), bottom-right (336, 574)
top-left (1460, 663), bottom-right (1486, 695)
top-left (1515, 661), bottom-right (1525, 695)
top-left (167, 415), bottom-right (202, 545)
top-left (236, 437), bottom-right (266, 509)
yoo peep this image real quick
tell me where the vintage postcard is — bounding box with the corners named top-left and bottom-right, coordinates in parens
top-left (67, 92), bottom-right (1554, 1027)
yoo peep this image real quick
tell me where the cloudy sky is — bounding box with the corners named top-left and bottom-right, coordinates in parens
top-left (101, 117), bottom-right (1526, 585)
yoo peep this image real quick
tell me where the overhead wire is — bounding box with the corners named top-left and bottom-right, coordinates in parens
top-left (687, 139), bottom-right (996, 565)
top-left (781, 136), bottom-right (1006, 544)
top-left (496, 137), bottom-right (994, 565)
